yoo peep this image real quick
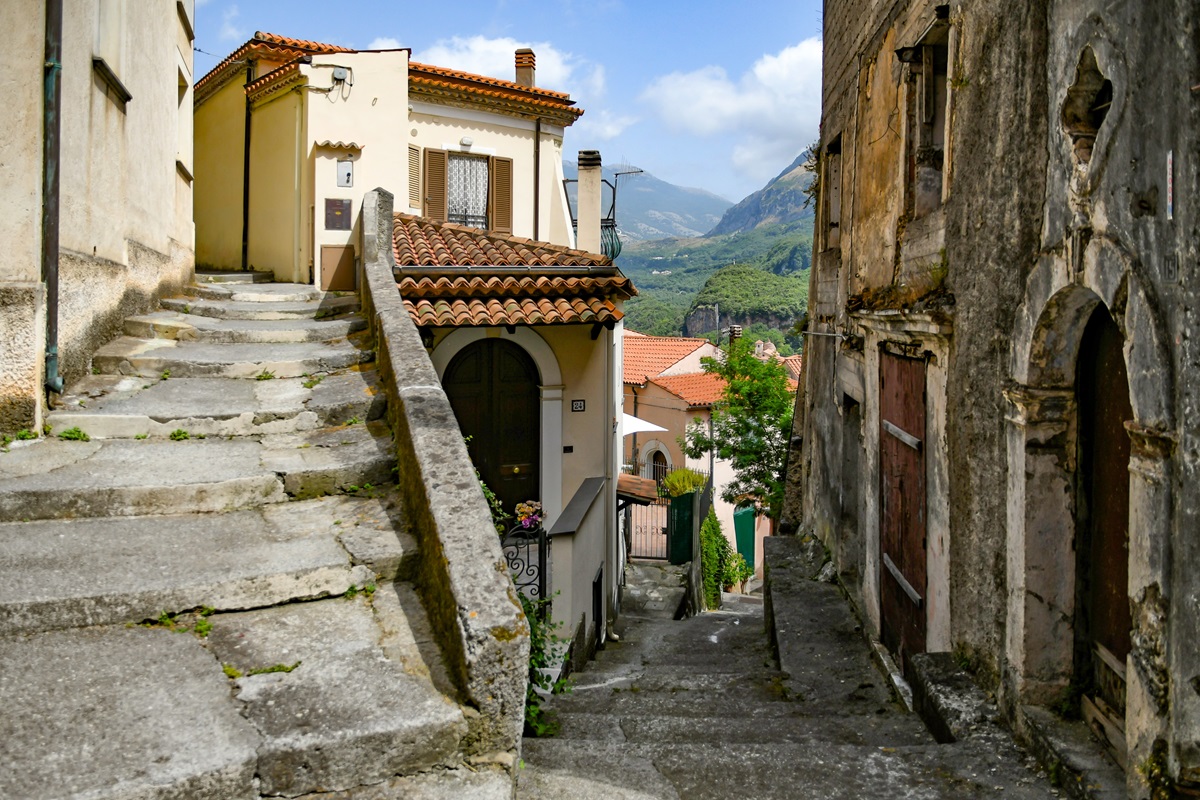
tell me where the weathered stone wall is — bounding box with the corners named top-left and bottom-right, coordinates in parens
top-left (941, 0), bottom-right (1050, 688)
top-left (790, 0), bottom-right (1198, 792)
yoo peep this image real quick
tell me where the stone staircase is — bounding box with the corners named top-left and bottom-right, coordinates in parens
top-left (0, 272), bottom-right (510, 799)
top-left (517, 563), bottom-right (1057, 799)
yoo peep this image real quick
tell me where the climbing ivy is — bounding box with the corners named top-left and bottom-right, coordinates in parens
top-left (522, 593), bottom-right (569, 737)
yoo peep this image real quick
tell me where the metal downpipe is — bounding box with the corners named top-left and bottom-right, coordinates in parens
top-left (42, 0), bottom-right (64, 394)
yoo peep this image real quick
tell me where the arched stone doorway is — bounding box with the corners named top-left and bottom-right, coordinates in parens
top-left (1004, 240), bottom-right (1176, 778)
top-left (443, 339), bottom-right (541, 519)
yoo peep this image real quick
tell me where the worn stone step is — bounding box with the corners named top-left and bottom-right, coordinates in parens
top-left (207, 595), bottom-right (468, 797)
top-left (519, 739), bottom-right (1056, 800)
top-left (48, 369), bottom-right (385, 439)
top-left (92, 336), bottom-right (372, 379)
top-left (161, 294), bottom-right (361, 320)
top-left (0, 423), bottom-right (394, 520)
top-left (0, 625), bottom-right (261, 800)
top-left (195, 269), bottom-right (274, 284)
top-left (0, 437), bottom-right (284, 521)
top-left (0, 492), bottom-right (413, 636)
top-left (0, 592), bottom-right (472, 800)
top-left (549, 709), bottom-right (933, 747)
top-left (185, 282), bottom-right (331, 303)
top-left (300, 767), bottom-right (513, 800)
top-left (123, 309), bottom-right (367, 343)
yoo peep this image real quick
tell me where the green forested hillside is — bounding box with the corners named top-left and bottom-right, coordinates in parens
top-left (617, 220), bottom-right (812, 338)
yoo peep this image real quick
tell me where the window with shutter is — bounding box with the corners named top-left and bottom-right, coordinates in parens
top-left (424, 148), bottom-right (448, 223)
top-left (408, 146), bottom-right (421, 209)
top-left (422, 150), bottom-right (515, 233)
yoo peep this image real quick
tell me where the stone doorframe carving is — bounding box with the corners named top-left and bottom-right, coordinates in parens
top-left (1004, 234), bottom-right (1175, 782)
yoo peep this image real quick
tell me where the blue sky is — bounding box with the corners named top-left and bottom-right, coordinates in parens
top-left (193, 0), bottom-right (824, 203)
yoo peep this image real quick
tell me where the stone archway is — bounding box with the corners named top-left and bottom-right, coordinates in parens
top-left (1004, 237), bottom-right (1176, 776)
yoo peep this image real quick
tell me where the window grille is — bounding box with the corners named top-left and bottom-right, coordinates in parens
top-left (447, 154), bottom-right (489, 228)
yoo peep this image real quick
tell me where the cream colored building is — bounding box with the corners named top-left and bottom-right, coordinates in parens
top-left (195, 33), bottom-right (581, 289)
top-left (0, 0), bottom-right (195, 433)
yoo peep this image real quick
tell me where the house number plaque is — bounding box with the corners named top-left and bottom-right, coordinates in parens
top-left (571, 400), bottom-right (585, 412)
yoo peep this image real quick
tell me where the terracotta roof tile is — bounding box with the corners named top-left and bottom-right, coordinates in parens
top-left (623, 334), bottom-right (712, 385)
top-left (780, 354), bottom-right (804, 381)
top-left (252, 31), bottom-right (354, 52)
top-left (392, 214), bottom-right (634, 328)
top-left (195, 32), bottom-right (351, 103)
top-left (408, 61), bottom-right (573, 101)
top-left (651, 372), bottom-right (727, 407)
top-left (393, 214), bottom-right (610, 267)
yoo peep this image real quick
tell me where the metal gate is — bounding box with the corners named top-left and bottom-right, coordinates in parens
top-left (879, 350), bottom-right (927, 670)
top-left (627, 497), bottom-right (669, 559)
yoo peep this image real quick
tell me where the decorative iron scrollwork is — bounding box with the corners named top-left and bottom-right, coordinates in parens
top-left (500, 522), bottom-right (548, 602)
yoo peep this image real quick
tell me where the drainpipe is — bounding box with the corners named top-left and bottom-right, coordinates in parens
top-left (630, 385), bottom-right (639, 466)
top-left (533, 119), bottom-right (541, 239)
top-left (240, 62), bottom-right (254, 271)
top-left (42, 0), bottom-right (64, 394)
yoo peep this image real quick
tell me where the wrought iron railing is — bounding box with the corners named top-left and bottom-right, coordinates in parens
top-left (500, 521), bottom-right (548, 603)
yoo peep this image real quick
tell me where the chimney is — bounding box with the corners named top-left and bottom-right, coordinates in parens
top-left (515, 48), bottom-right (536, 87)
top-left (577, 150), bottom-right (602, 254)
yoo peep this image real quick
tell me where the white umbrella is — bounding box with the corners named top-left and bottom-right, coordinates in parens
top-left (622, 413), bottom-right (667, 436)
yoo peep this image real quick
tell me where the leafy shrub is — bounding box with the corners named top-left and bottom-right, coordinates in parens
top-left (661, 467), bottom-right (707, 498)
top-left (700, 510), bottom-right (755, 609)
top-left (522, 593), bottom-right (569, 737)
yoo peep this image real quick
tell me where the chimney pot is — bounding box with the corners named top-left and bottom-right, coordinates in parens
top-left (515, 48), bottom-right (536, 87)
top-left (576, 150), bottom-right (603, 253)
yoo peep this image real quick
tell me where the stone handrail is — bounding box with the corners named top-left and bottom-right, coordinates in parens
top-left (359, 188), bottom-right (528, 761)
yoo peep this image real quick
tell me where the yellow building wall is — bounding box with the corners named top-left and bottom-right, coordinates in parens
top-left (306, 51), bottom-right (409, 287)
top-left (195, 79), bottom-right (247, 270)
top-left (248, 90), bottom-right (303, 280)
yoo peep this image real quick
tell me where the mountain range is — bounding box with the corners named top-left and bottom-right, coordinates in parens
top-left (562, 161), bottom-right (731, 241)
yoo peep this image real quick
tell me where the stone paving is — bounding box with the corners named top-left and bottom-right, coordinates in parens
top-left (518, 560), bottom-right (1058, 799)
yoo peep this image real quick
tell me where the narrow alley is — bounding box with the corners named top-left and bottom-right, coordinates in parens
top-left (518, 555), bottom-right (1058, 799)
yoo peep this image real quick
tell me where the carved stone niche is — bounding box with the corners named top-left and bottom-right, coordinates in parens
top-left (1061, 46), bottom-right (1113, 168)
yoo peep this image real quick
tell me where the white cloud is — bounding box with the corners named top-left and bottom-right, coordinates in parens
top-left (575, 108), bottom-right (638, 141)
top-left (368, 37), bottom-right (403, 50)
top-left (218, 5), bottom-right (242, 42)
top-left (412, 35), bottom-right (601, 101)
top-left (638, 38), bottom-right (823, 184)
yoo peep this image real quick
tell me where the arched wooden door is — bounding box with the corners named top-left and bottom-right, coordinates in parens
top-left (1075, 305), bottom-right (1132, 741)
top-left (443, 339), bottom-right (540, 520)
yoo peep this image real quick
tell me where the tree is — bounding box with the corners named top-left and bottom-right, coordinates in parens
top-left (683, 337), bottom-right (795, 518)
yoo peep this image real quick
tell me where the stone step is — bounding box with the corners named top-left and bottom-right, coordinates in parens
top-left (162, 294), bottom-right (361, 320)
top-left (0, 492), bottom-right (413, 636)
top-left (92, 336), bottom-right (372, 379)
top-left (519, 739), bottom-right (1055, 800)
top-left (549, 709), bottom-right (932, 747)
top-left (206, 594), bottom-right (467, 797)
top-left (0, 423), bottom-right (394, 520)
top-left (185, 282), bottom-right (337, 303)
top-left (0, 590), bottom-right (471, 800)
top-left (48, 369), bottom-right (385, 439)
top-left (123, 309), bottom-right (367, 343)
top-left (195, 269), bottom-right (274, 284)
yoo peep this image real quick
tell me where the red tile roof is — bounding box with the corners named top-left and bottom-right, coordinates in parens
top-left (780, 354), bottom-right (804, 381)
top-left (651, 373), bottom-right (727, 407)
top-left (195, 32), bottom-right (352, 104)
top-left (392, 214), bottom-right (635, 328)
top-left (197, 33), bottom-right (580, 125)
top-left (623, 335), bottom-right (712, 385)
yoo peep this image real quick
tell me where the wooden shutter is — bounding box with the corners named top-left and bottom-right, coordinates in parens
top-left (408, 145), bottom-right (421, 209)
top-left (424, 148), bottom-right (447, 223)
top-left (489, 155), bottom-right (513, 234)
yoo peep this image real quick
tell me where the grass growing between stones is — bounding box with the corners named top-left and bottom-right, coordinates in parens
top-left (58, 427), bottom-right (90, 442)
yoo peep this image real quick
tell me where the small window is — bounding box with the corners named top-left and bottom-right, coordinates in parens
top-left (908, 43), bottom-right (948, 218)
top-left (447, 153), bottom-right (490, 229)
top-left (423, 149), bottom-right (513, 232)
top-left (94, 0), bottom-right (132, 105)
top-left (824, 136), bottom-right (842, 250)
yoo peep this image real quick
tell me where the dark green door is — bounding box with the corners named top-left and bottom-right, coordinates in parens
top-left (667, 492), bottom-right (695, 565)
top-left (733, 506), bottom-right (756, 571)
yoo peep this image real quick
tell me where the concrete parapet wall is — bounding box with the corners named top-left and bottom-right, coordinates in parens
top-left (360, 188), bottom-right (528, 762)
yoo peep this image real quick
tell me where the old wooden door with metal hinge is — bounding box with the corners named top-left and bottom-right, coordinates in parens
top-left (1076, 306), bottom-right (1132, 769)
top-left (879, 350), bottom-right (928, 671)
